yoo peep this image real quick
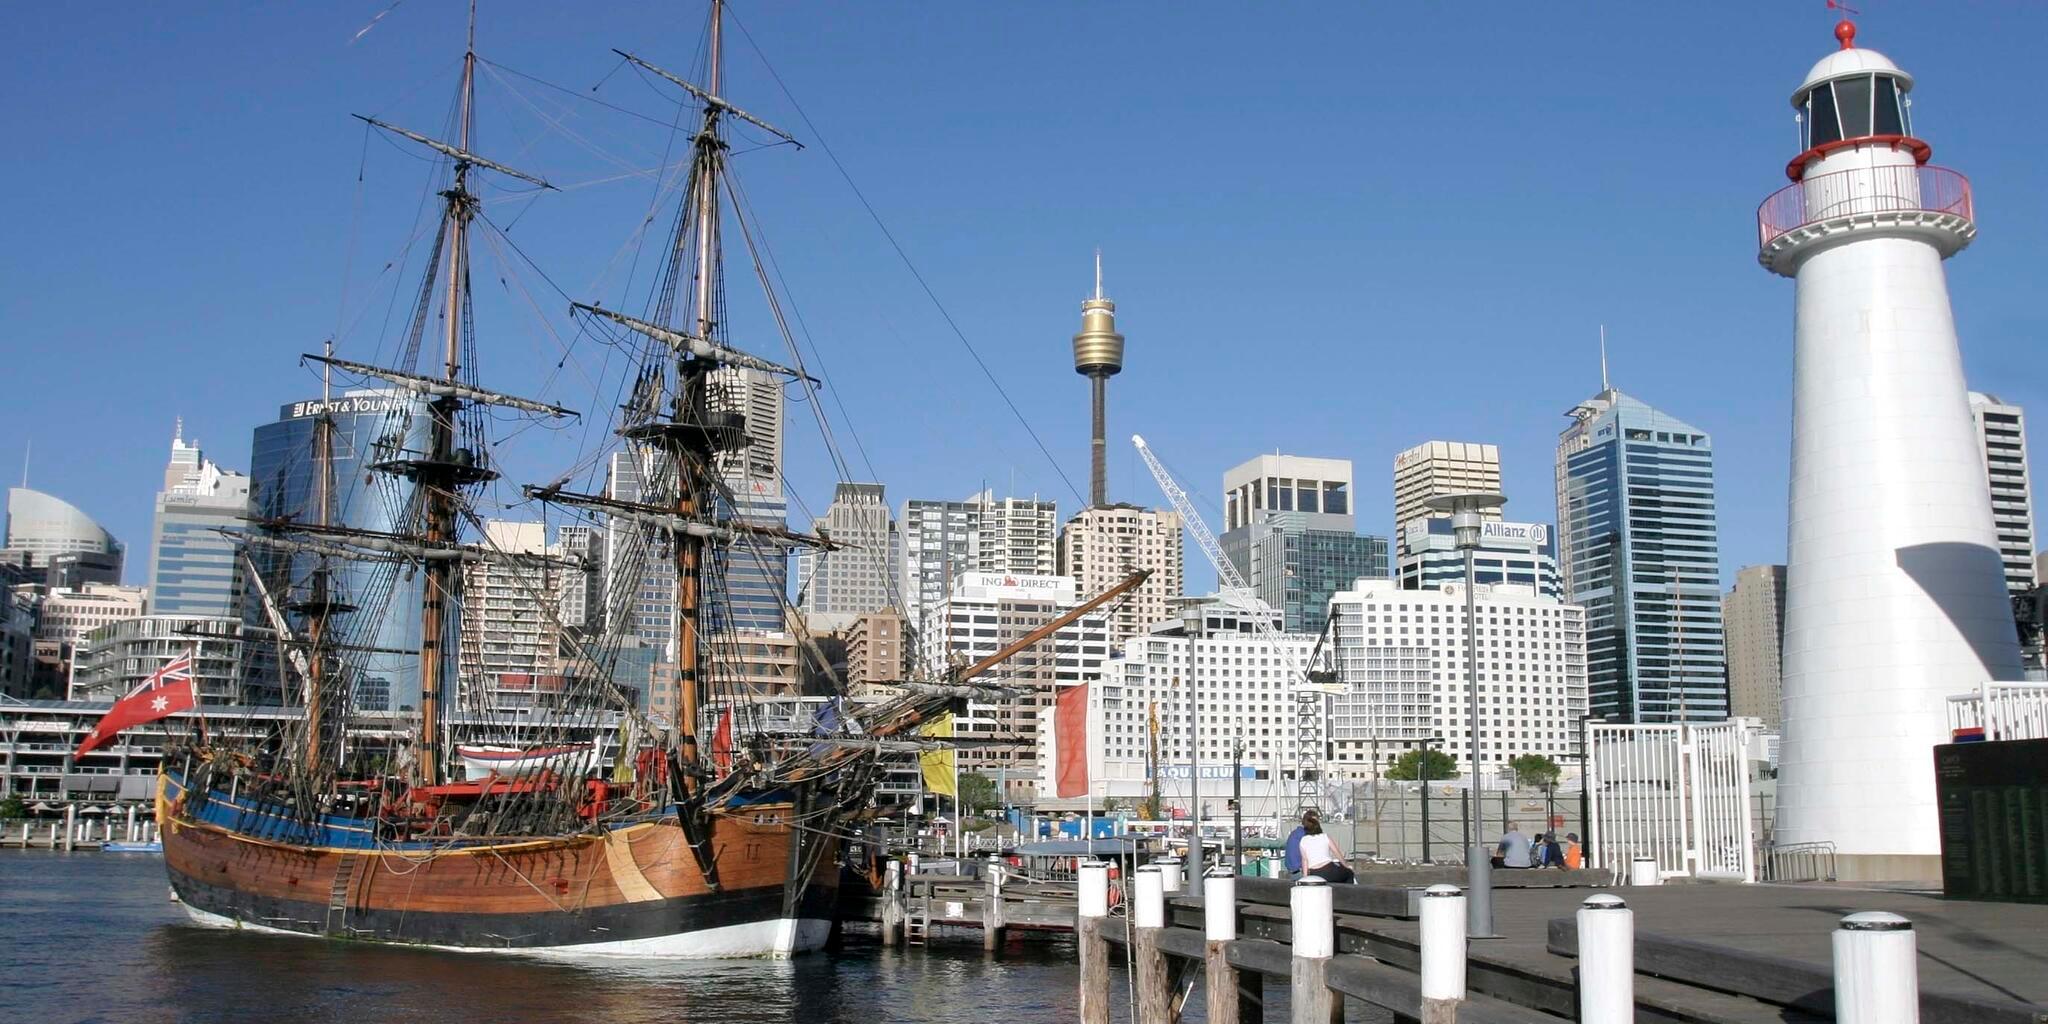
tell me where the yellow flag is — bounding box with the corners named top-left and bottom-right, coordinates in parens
top-left (919, 712), bottom-right (956, 797)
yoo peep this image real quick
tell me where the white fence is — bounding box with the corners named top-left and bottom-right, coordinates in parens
top-left (1587, 719), bottom-right (1760, 883)
top-left (1946, 682), bottom-right (2048, 742)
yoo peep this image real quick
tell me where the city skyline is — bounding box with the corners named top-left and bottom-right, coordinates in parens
top-left (3, 6), bottom-right (2045, 602)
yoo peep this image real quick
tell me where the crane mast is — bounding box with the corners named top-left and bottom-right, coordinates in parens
top-left (1132, 435), bottom-right (1338, 814)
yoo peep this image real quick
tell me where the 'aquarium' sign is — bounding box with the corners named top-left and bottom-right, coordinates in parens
top-left (1149, 765), bottom-right (1259, 780)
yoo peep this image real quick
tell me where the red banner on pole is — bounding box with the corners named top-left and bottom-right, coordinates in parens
top-left (1055, 683), bottom-right (1089, 799)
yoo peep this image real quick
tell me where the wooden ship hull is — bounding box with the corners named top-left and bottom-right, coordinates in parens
top-left (158, 770), bottom-right (840, 957)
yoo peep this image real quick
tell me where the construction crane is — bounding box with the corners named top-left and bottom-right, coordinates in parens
top-left (1132, 434), bottom-right (1341, 813)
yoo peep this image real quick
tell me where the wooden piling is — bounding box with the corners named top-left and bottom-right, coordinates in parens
top-left (1205, 871), bottom-right (1245, 1024)
top-left (1134, 865), bottom-right (1172, 1024)
top-left (1291, 878), bottom-right (1340, 1024)
top-left (881, 860), bottom-right (903, 947)
top-left (983, 858), bottom-right (1007, 952)
top-left (1078, 862), bottom-right (1111, 1024)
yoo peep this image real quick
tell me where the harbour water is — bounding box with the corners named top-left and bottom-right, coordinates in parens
top-left (0, 851), bottom-right (1087, 1023)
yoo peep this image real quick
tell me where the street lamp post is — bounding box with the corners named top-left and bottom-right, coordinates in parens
top-left (1181, 605), bottom-right (1204, 883)
top-left (1426, 490), bottom-right (1507, 940)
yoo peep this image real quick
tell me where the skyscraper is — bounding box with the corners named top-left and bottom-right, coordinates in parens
top-left (796, 482), bottom-right (900, 629)
top-left (1392, 441), bottom-right (1502, 554)
top-left (1555, 385), bottom-right (1727, 723)
top-left (1220, 453), bottom-right (1387, 633)
top-left (247, 388), bottom-right (428, 707)
top-left (603, 448), bottom-right (676, 654)
top-left (712, 475), bottom-right (791, 634)
top-left (1057, 503), bottom-right (1183, 648)
top-left (1396, 517), bottom-right (1559, 599)
top-left (4, 487), bottom-right (123, 580)
top-left (1968, 392), bottom-right (2037, 594)
top-left (148, 426), bottom-right (251, 618)
top-left (1723, 564), bottom-right (1787, 730)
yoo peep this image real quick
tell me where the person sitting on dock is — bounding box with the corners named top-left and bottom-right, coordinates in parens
top-left (1283, 810), bottom-right (1315, 878)
top-left (1297, 813), bottom-right (1355, 883)
top-left (1497, 822), bottom-right (1534, 868)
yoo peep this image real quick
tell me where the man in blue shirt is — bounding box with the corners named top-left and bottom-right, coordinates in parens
top-left (1497, 822), bottom-right (1534, 869)
top-left (1283, 810), bottom-right (1317, 877)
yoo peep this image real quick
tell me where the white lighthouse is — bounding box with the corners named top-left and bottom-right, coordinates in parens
top-left (1762, 20), bottom-right (2023, 881)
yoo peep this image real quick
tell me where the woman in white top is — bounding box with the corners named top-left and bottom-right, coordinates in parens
top-left (1298, 816), bottom-right (1355, 884)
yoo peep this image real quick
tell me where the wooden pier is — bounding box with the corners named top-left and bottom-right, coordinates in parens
top-left (1078, 875), bottom-right (2048, 1022)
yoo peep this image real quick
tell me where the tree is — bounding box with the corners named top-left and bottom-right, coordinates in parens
top-left (0, 796), bottom-right (24, 820)
top-left (957, 772), bottom-right (1000, 817)
top-left (1386, 749), bottom-right (1457, 782)
top-left (1099, 797), bottom-right (1120, 814)
top-left (1509, 754), bottom-right (1562, 790)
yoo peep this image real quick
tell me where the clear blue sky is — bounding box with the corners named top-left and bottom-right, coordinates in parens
top-left (3, 3), bottom-right (2044, 594)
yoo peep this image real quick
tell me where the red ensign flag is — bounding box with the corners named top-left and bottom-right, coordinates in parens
top-left (1055, 682), bottom-right (1089, 799)
top-left (75, 653), bottom-right (196, 756)
top-left (711, 708), bottom-right (734, 774)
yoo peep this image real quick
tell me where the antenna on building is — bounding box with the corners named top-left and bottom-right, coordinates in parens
top-left (1599, 325), bottom-right (1611, 392)
top-left (174, 416), bottom-right (184, 444)
top-left (1094, 248), bottom-right (1103, 301)
top-left (18, 440), bottom-right (27, 488)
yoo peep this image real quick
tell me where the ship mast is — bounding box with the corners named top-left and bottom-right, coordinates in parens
top-left (304, 339), bottom-right (337, 770)
top-left (669, 0), bottom-right (728, 790)
top-left (412, 10), bottom-right (480, 787)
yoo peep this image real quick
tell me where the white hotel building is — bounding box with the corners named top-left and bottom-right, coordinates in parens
top-left (1328, 578), bottom-right (1587, 777)
top-left (1035, 594), bottom-right (1314, 820)
top-left (924, 572), bottom-right (1108, 801)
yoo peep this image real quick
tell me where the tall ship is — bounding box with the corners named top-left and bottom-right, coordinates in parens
top-left (147, 2), bottom-right (1145, 956)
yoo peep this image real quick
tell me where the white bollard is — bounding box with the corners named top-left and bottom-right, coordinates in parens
top-left (987, 855), bottom-right (1005, 891)
top-left (1157, 855), bottom-right (1184, 894)
top-left (1578, 893), bottom-right (1635, 1024)
top-left (1134, 864), bottom-right (1165, 929)
top-left (885, 858), bottom-right (902, 892)
top-left (1835, 912), bottom-right (1918, 1024)
top-left (907, 852), bottom-right (920, 876)
top-left (1290, 877), bottom-right (1337, 1023)
top-left (1420, 883), bottom-right (1467, 1022)
top-left (1078, 861), bottom-right (1110, 919)
top-left (1205, 870), bottom-right (1238, 942)
top-left (1629, 856), bottom-right (1661, 886)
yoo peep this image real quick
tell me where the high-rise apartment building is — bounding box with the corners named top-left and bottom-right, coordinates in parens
top-left (1327, 578), bottom-right (1588, 776)
top-left (1057, 503), bottom-right (1183, 648)
top-left (797, 482), bottom-right (900, 630)
top-left (72, 615), bottom-right (252, 703)
top-left (901, 496), bottom-right (982, 651)
top-left (845, 608), bottom-right (906, 694)
top-left (923, 572), bottom-right (1108, 801)
top-left (459, 520), bottom-right (563, 713)
top-left (148, 427), bottom-right (251, 618)
top-left (1556, 386), bottom-right (1727, 723)
top-left (1220, 453), bottom-right (1387, 633)
top-left (1723, 564), bottom-right (1787, 729)
top-left (35, 583), bottom-right (147, 653)
top-left (977, 492), bottom-right (1059, 578)
top-left (1969, 392), bottom-right (2037, 593)
top-left (899, 491), bottom-right (1061, 657)
top-left (1392, 441), bottom-right (1502, 554)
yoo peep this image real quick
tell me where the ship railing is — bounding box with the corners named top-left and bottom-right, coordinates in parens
top-left (1947, 681), bottom-right (2048, 742)
top-left (1756, 164), bottom-right (1972, 249)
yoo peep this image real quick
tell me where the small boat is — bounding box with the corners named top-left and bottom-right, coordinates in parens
top-left (103, 841), bottom-right (163, 854)
top-left (456, 743), bottom-right (595, 780)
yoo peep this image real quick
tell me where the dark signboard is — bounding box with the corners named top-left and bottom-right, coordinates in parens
top-left (1935, 738), bottom-right (2048, 902)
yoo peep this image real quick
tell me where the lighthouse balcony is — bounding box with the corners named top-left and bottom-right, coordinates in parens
top-left (1756, 164), bottom-right (1974, 276)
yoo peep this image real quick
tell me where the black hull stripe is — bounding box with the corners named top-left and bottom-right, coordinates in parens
top-left (168, 866), bottom-right (838, 950)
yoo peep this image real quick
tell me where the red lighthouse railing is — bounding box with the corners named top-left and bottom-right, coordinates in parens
top-left (1757, 165), bottom-right (1973, 250)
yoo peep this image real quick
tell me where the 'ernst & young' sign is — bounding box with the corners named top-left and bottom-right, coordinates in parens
top-left (281, 395), bottom-right (421, 420)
